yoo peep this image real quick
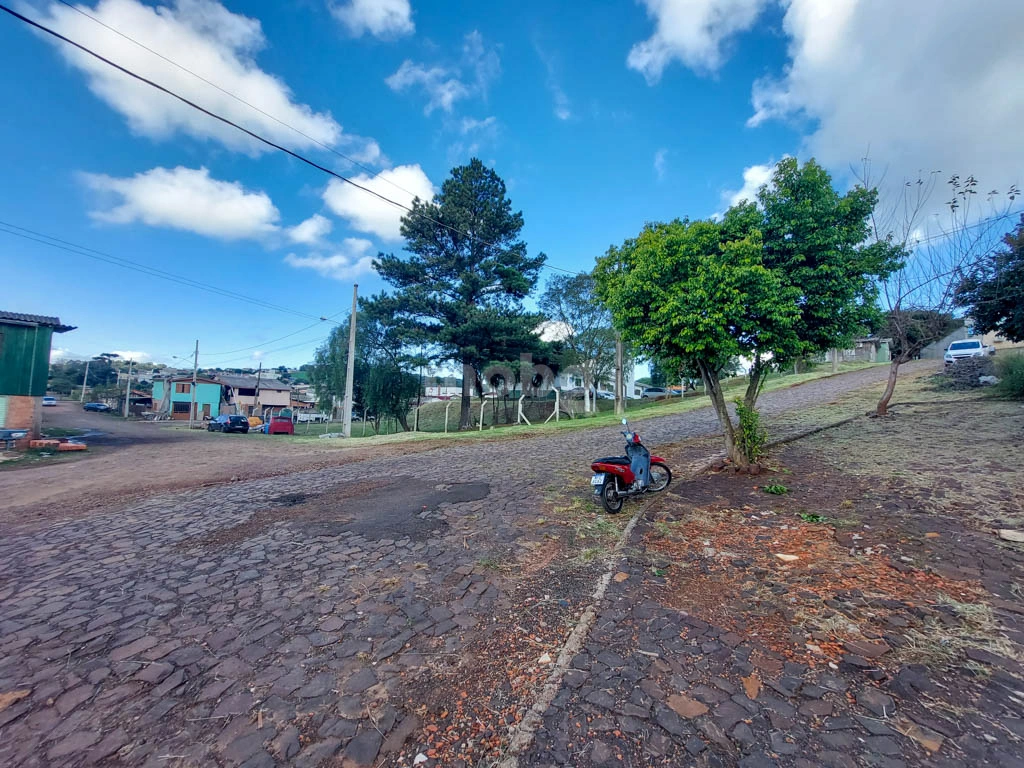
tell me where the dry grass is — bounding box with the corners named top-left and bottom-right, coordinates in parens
top-left (899, 594), bottom-right (1016, 668)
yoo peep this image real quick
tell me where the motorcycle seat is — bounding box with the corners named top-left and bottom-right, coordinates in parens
top-left (594, 456), bottom-right (630, 465)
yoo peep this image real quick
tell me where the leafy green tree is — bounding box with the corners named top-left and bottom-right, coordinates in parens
top-left (310, 306), bottom-right (424, 430)
top-left (372, 158), bottom-right (546, 429)
top-left (752, 158), bottom-right (900, 398)
top-left (955, 214), bottom-right (1024, 342)
top-left (538, 272), bottom-right (617, 413)
top-left (596, 218), bottom-right (800, 466)
top-left (310, 315), bottom-right (369, 418)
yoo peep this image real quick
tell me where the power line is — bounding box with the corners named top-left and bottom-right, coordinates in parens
top-left (51, 0), bottom-right (425, 206)
top-left (201, 311), bottom-right (348, 357)
top-left (0, 221), bottom-right (328, 321)
top-left (1, 3), bottom-right (582, 277)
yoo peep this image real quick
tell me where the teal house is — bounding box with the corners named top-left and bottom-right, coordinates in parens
top-left (152, 375), bottom-right (223, 421)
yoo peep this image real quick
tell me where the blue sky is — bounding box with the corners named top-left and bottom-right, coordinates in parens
top-left (2, 0), bottom-right (1022, 369)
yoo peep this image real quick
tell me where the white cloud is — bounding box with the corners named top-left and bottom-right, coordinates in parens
top-left (284, 238), bottom-right (377, 281)
top-left (36, 0), bottom-right (378, 157)
top-left (386, 31), bottom-right (499, 115)
top-left (628, 0), bottom-right (771, 82)
top-left (748, 0), bottom-right (1024, 221)
top-left (723, 162), bottom-right (774, 208)
top-left (112, 350), bottom-right (151, 362)
top-left (84, 166), bottom-right (280, 240)
top-left (386, 61), bottom-right (470, 114)
top-left (462, 30), bottom-right (501, 95)
top-left (654, 148), bottom-right (668, 180)
top-left (448, 116), bottom-right (499, 161)
top-left (322, 164), bottom-right (435, 241)
top-left (535, 42), bottom-right (571, 120)
top-left (329, 0), bottom-right (413, 38)
top-left (287, 213), bottom-right (333, 245)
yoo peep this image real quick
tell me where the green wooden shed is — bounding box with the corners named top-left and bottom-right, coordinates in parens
top-left (0, 311), bottom-right (75, 397)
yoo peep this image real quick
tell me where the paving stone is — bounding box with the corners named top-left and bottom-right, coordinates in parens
top-left (84, 728), bottom-right (129, 765)
top-left (343, 667), bottom-right (377, 694)
top-left (342, 729), bottom-right (382, 766)
top-left (770, 731), bottom-right (800, 755)
top-left (731, 722), bottom-right (757, 746)
top-left (857, 688), bottom-right (896, 718)
top-left (273, 726), bottom-right (301, 760)
top-left (297, 672), bottom-right (336, 698)
top-left (48, 729), bottom-right (101, 759)
top-left (817, 751), bottom-right (858, 768)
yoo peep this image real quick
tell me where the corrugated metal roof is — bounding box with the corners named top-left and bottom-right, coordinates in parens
top-left (0, 310), bottom-right (75, 332)
top-left (214, 374), bottom-right (291, 391)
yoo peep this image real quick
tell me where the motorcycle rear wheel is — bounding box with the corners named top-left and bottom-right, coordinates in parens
top-left (600, 478), bottom-right (624, 514)
top-left (648, 462), bottom-right (672, 492)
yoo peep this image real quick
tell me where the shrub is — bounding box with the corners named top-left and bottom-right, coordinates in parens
top-left (734, 399), bottom-right (768, 463)
top-left (995, 354), bottom-right (1024, 399)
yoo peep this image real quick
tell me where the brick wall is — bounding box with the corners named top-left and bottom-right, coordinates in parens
top-left (3, 395), bottom-right (41, 448)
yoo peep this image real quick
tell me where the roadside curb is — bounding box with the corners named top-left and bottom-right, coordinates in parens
top-left (497, 496), bottom-right (656, 767)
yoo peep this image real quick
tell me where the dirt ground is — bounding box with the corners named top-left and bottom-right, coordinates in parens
top-left (552, 381), bottom-right (1024, 766)
top-left (0, 403), bottom-right (453, 524)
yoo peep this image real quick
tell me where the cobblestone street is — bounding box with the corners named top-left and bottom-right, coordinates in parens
top-left (5, 363), bottom-right (993, 768)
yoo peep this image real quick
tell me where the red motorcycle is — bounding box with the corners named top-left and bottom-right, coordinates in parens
top-left (591, 419), bottom-right (672, 513)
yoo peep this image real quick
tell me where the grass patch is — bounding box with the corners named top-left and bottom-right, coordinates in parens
top-left (899, 594), bottom-right (1015, 669)
top-left (763, 484), bottom-right (789, 495)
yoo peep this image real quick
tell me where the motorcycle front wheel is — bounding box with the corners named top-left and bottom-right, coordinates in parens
top-left (648, 462), bottom-right (672, 492)
top-left (600, 478), bottom-right (624, 514)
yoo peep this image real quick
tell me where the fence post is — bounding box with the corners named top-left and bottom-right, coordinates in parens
top-left (479, 398), bottom-right (485, 431)
top-left (517, 394), bottom-right (531, 426)
top-left (555, 389), bottom-right (560, 422)
top-left (444, 402), bottom-right (451, 434)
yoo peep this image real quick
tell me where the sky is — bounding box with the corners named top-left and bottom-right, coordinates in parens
top-left (2, 0), bottom-right (1022, 370)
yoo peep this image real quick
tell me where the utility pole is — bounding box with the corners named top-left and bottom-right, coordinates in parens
top-left (80, 359), bottom-right (90, 402)
top-left (188, 340), bottom-right (199, 430)
top-left (614, 334), bottom-right (625, 417)
top-left (123, 359), bottom-right (134, 418)
top-left (342, 284), bottom-right (358, 438)
top-left (254, 362), bottom-right (263, 419)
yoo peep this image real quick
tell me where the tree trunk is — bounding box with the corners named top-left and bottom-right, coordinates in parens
top-left (699, 361), bottom-right (745, 467)
top-left (459, 363), bottom-right (473, 430)
top-left (583, 368), bottom-right (592, 414)
top-left (875, 358), bottom-right (903, 416)
top-left (743, 356), bottom-right (767, 410)
top-left (397, 411), bottom-right (410, 431)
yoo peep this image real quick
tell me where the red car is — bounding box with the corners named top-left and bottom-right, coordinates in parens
top-left (264, 416), bottom-right (294, 435)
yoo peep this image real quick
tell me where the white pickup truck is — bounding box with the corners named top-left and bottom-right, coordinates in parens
top-left (295, 411), bottom-right (330, 423)
top-left (944, 339), bottom-right (995, 365)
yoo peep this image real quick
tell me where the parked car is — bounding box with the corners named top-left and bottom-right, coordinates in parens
top-left (641, 387), bottom-right (671, 399)
top-left (42, 396), bottom-right (58, 407)
top-left (944, 339), bottom-right (995, 365)
top-left (595, 391), bottom-right (615, 400)
top-left (207, 415), bottom-right (250, 433)
top-left (83, 402), bottom-right (111, 412)
top-left (295, 411), bottom-right (329, 423)
top-left (263, 416), bottom-right (294, 435)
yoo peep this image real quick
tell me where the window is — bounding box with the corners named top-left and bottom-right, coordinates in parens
top-left (172, 402), bottom-right (190, 413)
top-left (949, 341), bottom-right (980, 351)
top-left (175, 382), bottom-right (191, 393)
